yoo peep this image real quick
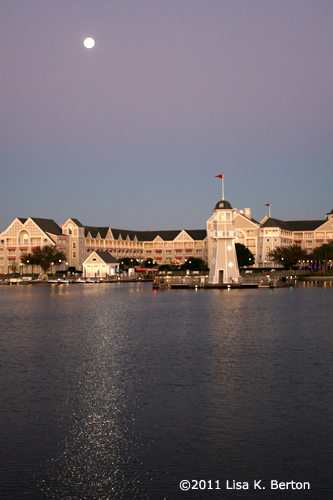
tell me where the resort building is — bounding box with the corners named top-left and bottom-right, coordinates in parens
top-left (82, 251), bottom-right (119, 278)
top-left (258, 208), bottom-right (333, 267)
top-left (0, 217), bottom-right (207, 275)
top-left (0, 208), bottom-right (332, 275)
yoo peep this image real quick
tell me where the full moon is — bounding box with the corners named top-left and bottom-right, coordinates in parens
top-left (84, 38), bottom-right (95, 49)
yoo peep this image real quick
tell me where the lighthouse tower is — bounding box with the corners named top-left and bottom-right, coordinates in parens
top-left (207, 199), bottom-right (240, 284)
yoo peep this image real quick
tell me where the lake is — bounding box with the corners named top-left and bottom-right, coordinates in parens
top-left (0, 282), bottom-right (332, 499)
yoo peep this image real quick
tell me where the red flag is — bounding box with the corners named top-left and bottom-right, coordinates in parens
top-left (265, 203), bottom-right (270, 206)
top-left (215, 174), bottom-right (223, 178)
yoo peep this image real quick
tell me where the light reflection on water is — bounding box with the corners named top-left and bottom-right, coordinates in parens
top-left (0, 283), bottom-right (333, 499)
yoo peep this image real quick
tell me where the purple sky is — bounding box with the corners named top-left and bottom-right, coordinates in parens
top-left (1, 0), bottom-right (332, 231)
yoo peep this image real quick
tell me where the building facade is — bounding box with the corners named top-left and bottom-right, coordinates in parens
top-left (0, 217), bottom-right (207, 274)
top-left (1, 208), bottom-right (332, 275)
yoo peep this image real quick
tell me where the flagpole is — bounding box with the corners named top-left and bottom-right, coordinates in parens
top-left (222, 175), bottom-right (224, 200)
top-left (265, 203), bottom-right (271, 218)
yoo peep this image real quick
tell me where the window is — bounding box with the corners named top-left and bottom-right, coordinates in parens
top-left (226, 213), bottom-right (230, 221)
top-left (73, 242), bottom-right (76, 249)
top-left (73, 251), bottom-right (76, 258)
top-left (68, 225), bottom-right (73, 235)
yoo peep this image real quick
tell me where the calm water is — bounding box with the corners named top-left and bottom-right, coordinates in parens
top-left (0, 283), bottom-right (332, 499)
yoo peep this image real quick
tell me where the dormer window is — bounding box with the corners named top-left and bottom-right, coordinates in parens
top-left (68, 225), bottom-right (73, 235)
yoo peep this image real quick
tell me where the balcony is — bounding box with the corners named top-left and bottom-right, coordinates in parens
top-left (209, 230), bottom-right (237, 239)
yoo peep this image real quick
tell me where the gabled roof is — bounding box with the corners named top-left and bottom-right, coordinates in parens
top-left (184, 229), bottom-right (207, 240)
top-left (69, 218), bottom-right (84, 227)
top-left (234, 211), bottom-right (260, 226)
top-left (136, 230), bottom-right (182, 241)
top-left (30, 218), bottom-right (63, 235)
top-left (260, 218), bottom-right (291, 231)
top-left (95, 251), bottom-right (119, 263)
top-left (84, 226), bottom-right (104, 238)
top-left (110, 229), bottom-right (139, 241)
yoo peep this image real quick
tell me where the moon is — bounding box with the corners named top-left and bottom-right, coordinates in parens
top-left (84, 38), bottom-right (95, 49)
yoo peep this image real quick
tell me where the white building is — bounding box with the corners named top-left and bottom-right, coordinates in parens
top-left (207, 199), bottom-right (240, 284)
top-left (82, 251), bottom-right (119, 278)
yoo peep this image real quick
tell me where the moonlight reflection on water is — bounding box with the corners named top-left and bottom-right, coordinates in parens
top-left (0, 283), bottom-right (332, 499)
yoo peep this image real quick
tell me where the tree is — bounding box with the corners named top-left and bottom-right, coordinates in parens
top-left (158, 264), bottom-right (171, 271)
top-left (119, 258), bottom-right (140, 271)
top-left (235, 243), bottom-right (255, 267)
top-left (21, 252), bottom-right (39, 276)
top-left (311, 243), bottom-right (333, 271)
top-left (9, 260), bottom-right (18, 274)
top-left (268, 245), bottom-right (308, 270)
top-left (180, 257), bottom-right (208, 271)
top-left (22, 245), bottom-right (67, 274)
top-left (142, 259), bottom-right (157, 268)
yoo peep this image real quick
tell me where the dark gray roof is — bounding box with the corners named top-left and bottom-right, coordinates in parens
top-left (96, 227), bottom-right (111, 239)
top-left (83, 227), bottom-right (207, 242)
top-left (214, 200), bottom-right (232, 210)
top-left (261, 217), bottom-right (326, 231)
top-left (18, 218), bottom-right (27, 224)
top-left (70, 218), bottom-right (84, 227)
top-left (185, 230), bottom-right (207, 240)
top-left (30, 218), bottom-right (63, 235)
top-left (136, 230), bottom-right (182, 241)
top-left (260, 218), bottom-right (291, 231)
top-left (95, 251), bottom-right (119, 264)
top-left (111, 229), bottom-right (139, 241)
top-left (136, 229), bottom-right (207, 241)
top-left (84, 226), bottom-right (111, 239)
top-left (284, 220), bottom-right (326, 231)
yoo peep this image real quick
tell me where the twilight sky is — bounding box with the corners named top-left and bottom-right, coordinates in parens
top-left (1, 0), bottom-right (332, 231)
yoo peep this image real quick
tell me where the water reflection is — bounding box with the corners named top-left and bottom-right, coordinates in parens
top-left (1, 284), bottom-right (333, 499)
